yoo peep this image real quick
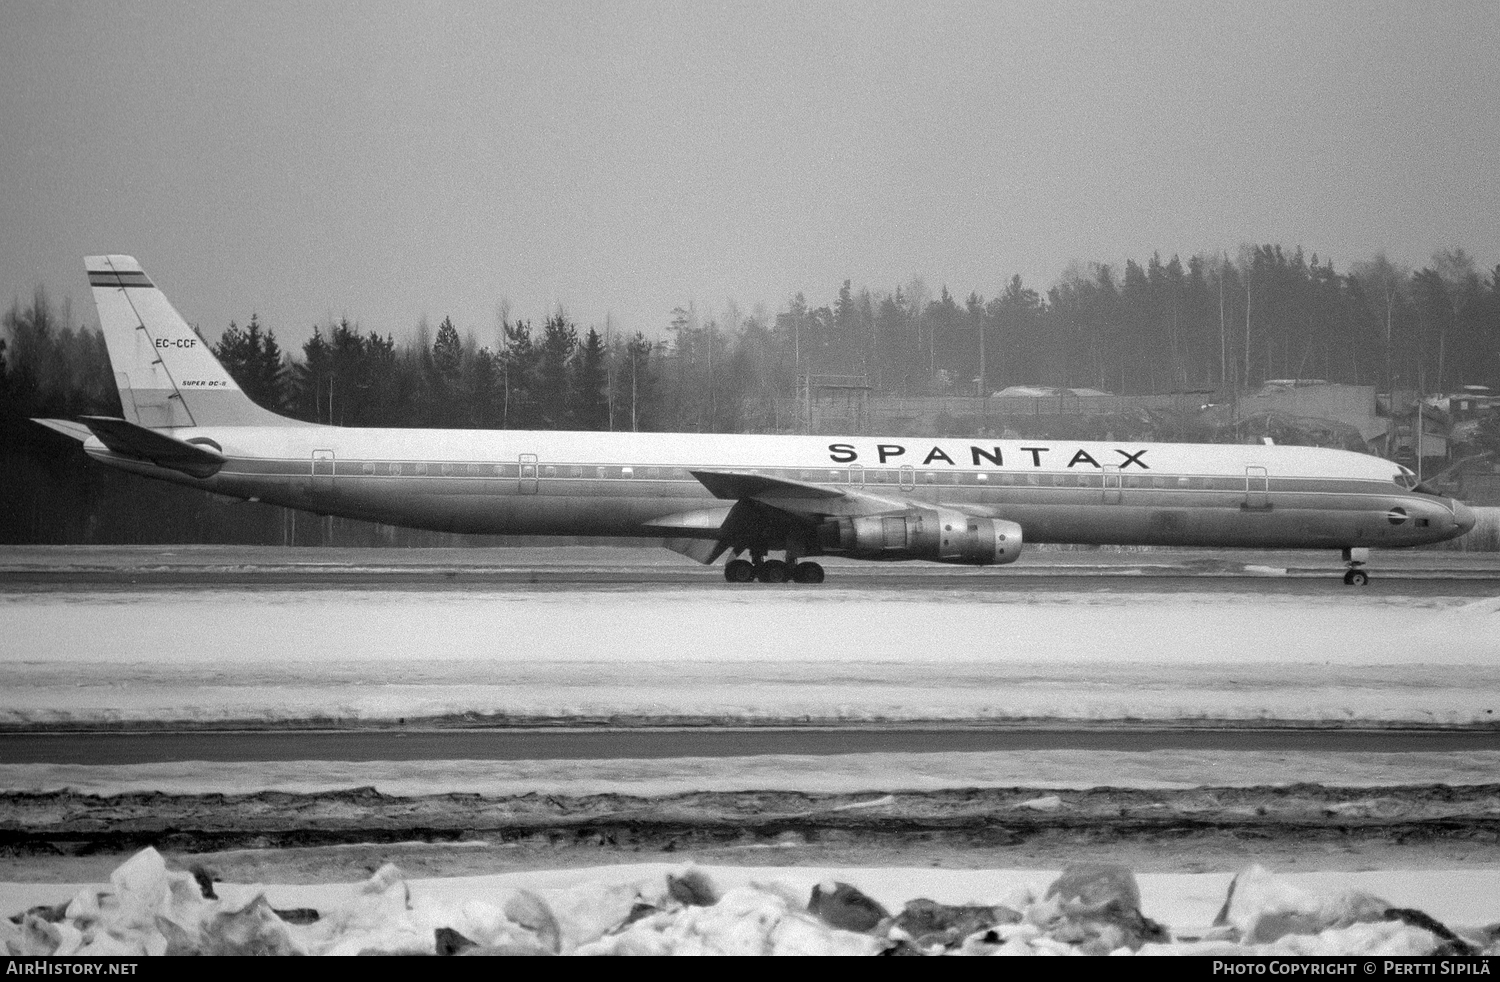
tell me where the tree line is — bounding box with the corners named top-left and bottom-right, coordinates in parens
top-left (7, 243), bottom-right (1498, 436)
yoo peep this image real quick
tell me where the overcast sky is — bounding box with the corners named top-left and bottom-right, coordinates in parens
top-left (3, 0), bottom-right (1497, 350)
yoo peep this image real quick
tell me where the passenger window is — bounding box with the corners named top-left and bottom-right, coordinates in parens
top-left (544, 465), bottom-right (557, 478)
top-left (597, 466), bottom-right (607, 478)
top-left (827, 470), bottom-right (845, 483)
top-left (1177, 476), bottom-right (1190, 488)
top-left (390, 462), bottom-right (403, 476)
top-left (621, 467), bottom-right (633, 478)
top-left (361, 462), bottom-right (375, 475)
top-left (415, 463), bottom-right (428, 476)
top-left (923, 471), bottom-right (936, 484)
top-left (977, 473), bottom-right (988, 483)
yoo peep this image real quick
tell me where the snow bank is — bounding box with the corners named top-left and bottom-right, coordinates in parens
top-left (6, 849), bottom-right (1497, 956)
top-left (7, 588), bottom-right (1500, 728)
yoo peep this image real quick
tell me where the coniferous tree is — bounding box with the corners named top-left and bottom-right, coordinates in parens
top-left (573, 327), bottom-right (609, 430)
top-left (498, 318), bottom-right (540, 428)
top-left (537, 313), bottom-right (578, 429)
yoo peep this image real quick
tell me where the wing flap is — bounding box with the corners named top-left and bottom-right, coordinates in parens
top-left (78, 415), bottom-right (226, 478)
top-left (642, 506), bottom-right (736, 536)
top-left (661, 537), bottom-right (730, 565)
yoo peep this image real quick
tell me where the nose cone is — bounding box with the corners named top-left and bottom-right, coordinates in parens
top-left (1452, 500), bottom-right (1476, 534)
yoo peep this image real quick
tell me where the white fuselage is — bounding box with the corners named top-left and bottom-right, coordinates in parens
top-left (83, 425), bottom-right (1473, 552)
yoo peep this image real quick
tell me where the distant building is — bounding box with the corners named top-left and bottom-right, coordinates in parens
top-left (1233, 382), bottom-right (1390, 446)
top-left (989, 385), bottom-right (1114, 399)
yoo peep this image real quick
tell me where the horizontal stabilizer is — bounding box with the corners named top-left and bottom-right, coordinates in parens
top-left (79, 415), bottom-right (226, 478)
top-left (31, 418), bottom-right (95, 443)
top-left (690, 469), bottom-right (845, 501)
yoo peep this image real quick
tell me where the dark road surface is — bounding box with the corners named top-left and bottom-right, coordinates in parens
top-left (4, 544), bottom-right (1499, 594)
top-left (5, 726), bottom-right (1498, 765)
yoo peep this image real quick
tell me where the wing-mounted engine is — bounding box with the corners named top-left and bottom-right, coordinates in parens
top-left (818, 507), bottom-right (1023, 565)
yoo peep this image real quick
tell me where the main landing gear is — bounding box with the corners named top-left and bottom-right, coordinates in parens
top-left (1341, 547), bottom-right (1370, 586)
top-left (724, 554), bottom-right (825, 585)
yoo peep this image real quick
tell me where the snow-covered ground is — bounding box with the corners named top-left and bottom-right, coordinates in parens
top-left (5, 561), bottom-right (1499, 954)
top-left (4, 588), bottom-right (1499, 726)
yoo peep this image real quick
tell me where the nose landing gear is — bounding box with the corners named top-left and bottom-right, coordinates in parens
top-left (1341, 546), bottom-right (1370, 586)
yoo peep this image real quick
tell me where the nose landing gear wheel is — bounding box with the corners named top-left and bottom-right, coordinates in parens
top-left (1343, 569), bottom-right (1369, 586)
top-left (724, 559), bottom-right (756, 583)
top-left (792, 561), bottom-right (825, 584)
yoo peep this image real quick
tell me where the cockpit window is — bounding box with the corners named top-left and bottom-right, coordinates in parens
top-left (1395, 466), bottom-right (1442, 496)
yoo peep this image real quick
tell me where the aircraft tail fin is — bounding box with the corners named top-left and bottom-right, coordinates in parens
top-left (86, 255), bottom-right (293, 428)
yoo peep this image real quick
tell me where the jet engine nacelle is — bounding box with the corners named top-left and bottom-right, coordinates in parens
top-left (819, 507), bottom-right (1023, 565)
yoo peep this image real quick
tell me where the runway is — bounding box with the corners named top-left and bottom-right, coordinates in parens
top-left (3, 726), bottom-right (1499, 765)
top-left (4, 543), bottom-right (1500, 593)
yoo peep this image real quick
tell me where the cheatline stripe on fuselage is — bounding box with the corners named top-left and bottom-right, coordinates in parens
top-left (193, 455), bottom-right (1406, 495)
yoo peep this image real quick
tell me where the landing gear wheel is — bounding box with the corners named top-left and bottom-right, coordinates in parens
top-left (792, 561), bottom-right (825, 584)
top-left (725, 559), bottom-right (756, 583)
top-left (758, 559), bottom-right (789, 583)
top-left (1344, 569), bottom-right (1369, 586)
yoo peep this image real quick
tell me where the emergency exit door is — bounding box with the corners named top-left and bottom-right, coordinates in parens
top-left (312, 450), bottom-right (335, 495)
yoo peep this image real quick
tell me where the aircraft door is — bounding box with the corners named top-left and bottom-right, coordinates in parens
top-left (1245, 466), bottom-right (1269, 510)
top-left (1102, 466), bottom-right (1122, 504)
top-left (898, 464), bottom-right (916, 491)
top-left (312, 450), bottom-right (335, 495)
top-left (519, 453), bottom-right (538, 495)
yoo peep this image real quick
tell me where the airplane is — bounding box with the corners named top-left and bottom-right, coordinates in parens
top-left (32, 255), bottom-right (1476, 586)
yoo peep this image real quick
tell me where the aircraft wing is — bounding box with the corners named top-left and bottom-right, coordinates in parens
top-left (689, 469), bottom-right (910, 518)
top-left (647, 474), bottom-right (914, 565)
top-left (77, 415), bottom-right (226, 479)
